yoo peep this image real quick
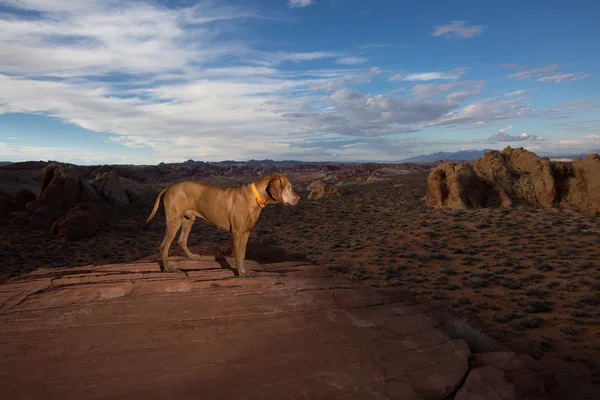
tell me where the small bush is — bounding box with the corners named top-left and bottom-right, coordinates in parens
top-left (511, 316), bottom-right (544, 330)
top-left (443, 317), bottom-right (496, 353)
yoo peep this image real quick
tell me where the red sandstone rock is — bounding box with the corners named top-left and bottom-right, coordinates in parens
top-left (455, 366), bottom-right (516, 400)
top-left (14, 188), bottom-right (36, 211)
top-left (91, 171), bottom-right (130, 206)
top-left (563, 154), bottom-right (600, 212)
top-left (426, 147), bottom-right (600, 213)
top-left (0, 259), bottom-right (471, 399)
top-left (426, 163), bottom-right (484, 210)
top-left (51, 202), bottom-right (108, 241)
top-left (307, 181), bottom-right (340, 199)
top-left (471, 351), bottom-right (527, 372)
top-left (21, 162), bottom-right (101, 231)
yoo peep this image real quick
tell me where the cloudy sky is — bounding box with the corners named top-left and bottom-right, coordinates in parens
top-left (0, 0), bottom-right (599, 164)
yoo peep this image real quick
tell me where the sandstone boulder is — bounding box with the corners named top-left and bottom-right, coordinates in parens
top-left (14, 188), bottom-right (36, 211)
top-left (91, 171), bottom-right (130, 206)
top-left (20, 162), bottom-right (100, 230)
top-left (426, 147), bottom-right (600, 213)
top-left (51, 202), bottom-right (108, 241)
top-left (119, 177), bottom-right (161, 204)
top-left (307, 180), bottom-right (324, 191)
top-left (470, 351), bottom-right (527, 372)
top-left (562, 154), bottom-right (600, 212)
top-left (307, 182), bottom-right (340, 200)
top-left (455, 366), bottom-right (516, 400)
top-left (425, 163), bottom-right (484, 210)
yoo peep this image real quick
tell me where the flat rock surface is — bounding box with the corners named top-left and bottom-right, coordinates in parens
top-left (0, 257), bottom-right (473, 399)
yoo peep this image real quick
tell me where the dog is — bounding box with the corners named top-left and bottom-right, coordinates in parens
top-left (146, 173), bottom-right (300, 276)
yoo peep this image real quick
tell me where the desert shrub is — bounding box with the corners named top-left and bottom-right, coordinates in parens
top-left (443, 317), bottom-right (496, 353)
top-left (524, 301), bottom-right (553, 313)
top-left (511, 316), bottom-right (544, 330)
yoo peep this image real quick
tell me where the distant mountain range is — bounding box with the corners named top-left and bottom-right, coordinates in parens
top-left (401, 150), bottom-right (496, 162)
top-left (3, 149), bottom-right (599, 168)
top-left (402, 149), bottom-right (600, 162)
top-left (164, 159), bottom-right (339, 167)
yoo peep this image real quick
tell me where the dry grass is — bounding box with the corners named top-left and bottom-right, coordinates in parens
top-left (443, 316), bottom-right (496, 353)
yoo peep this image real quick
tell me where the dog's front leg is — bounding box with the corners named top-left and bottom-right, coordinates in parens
top-left (232, 230), bottom-right (251, 277)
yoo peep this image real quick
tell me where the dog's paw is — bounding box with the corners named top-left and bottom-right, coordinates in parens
top-left (188, 254), bottom-right (202, 261)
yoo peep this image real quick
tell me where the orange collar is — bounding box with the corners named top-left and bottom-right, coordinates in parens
top-left (251, 183), bottom-right (265, 208)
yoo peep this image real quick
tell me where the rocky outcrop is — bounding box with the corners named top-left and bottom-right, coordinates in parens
top-left (425, 163), bottom-right (485, 210)
top-left (0, 258), bottom-right (472, 399)
top-left (455, 366), bottom-right (516, 400)
top-left (91, 171), bottom-right (130, 206)
top-left (307, 181), bottom-right (340, 200)
top-left (51, 202), bottom-right (108, 241)
top-left (14, 188), bottom-right (36, 211)
top-left (561, 154), bottom-right (600, 212)
top-left (474, 148), bottom-right (556, 208)
top-left (20, 163), bottom-right (100, 230)
top-left (426, 147), bottom-right (600, 213)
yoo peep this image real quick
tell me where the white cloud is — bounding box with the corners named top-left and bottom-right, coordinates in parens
top-left (309, 67), bottom-right (382, 91)
top-left (431, 20), bottom-right (484, 39)
top-left (506, 64), bottom-right (561, 79)
top-left (504, 89), bottom-right (530, 97)
top-left (412, 80), bottom-right (483, 101)
top-left (0, 141), bottom-right (148, 165)
top-left (554, 120), bottom-right (600, 134)
top-left (488, 125), bottom-right (541, 142)
top-left (288, 0), bottom-right (314, 8)
top-left (390, 68), bottom-right (467, 82)
top-left (503, 64), bottom-right (590, 83)
top-left (336, 57), bottom-right (368, 65)
top-left (538, 73), bottom-right (590, 83)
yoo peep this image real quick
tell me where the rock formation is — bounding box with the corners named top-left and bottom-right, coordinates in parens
top-left (455, 366), bottom-right (516, 400)
top-left (561, 154), bottom-right (600, 212)
top-left (19, 162), bottom-right (108, 239)
top-left (425, 163), bottom-right (485, 210)
top-left (307, 181), bottom-right (340, 200)
top-left (91, 171), bottom-right (130, 206)
top-left (51, 202), bottom-right (109, 241)
top-left (426, 147), bottom-right (600, 213)
top-left (14, 189), bottom-right (36, 211)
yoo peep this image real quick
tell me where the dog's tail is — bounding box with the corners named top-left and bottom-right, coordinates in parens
top-left (146, 187), bottom-right (168, 223)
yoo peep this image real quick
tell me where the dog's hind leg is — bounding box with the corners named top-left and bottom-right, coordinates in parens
top-left (160, 217), bottom-right (183, 272)
top-left (178, 210), bottom-right (202, 261)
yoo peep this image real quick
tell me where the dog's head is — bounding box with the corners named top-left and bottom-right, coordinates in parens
top-left (266, 173), bottom-right (300, 206)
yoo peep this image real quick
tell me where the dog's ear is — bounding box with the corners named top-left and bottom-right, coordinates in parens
top-left (267, 177), bottom-right (284, 202)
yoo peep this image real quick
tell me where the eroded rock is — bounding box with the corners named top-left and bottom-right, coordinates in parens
top-left (14, 188), bottom-right (36, 211)
top-left (455, 366), bottom-right (516, 400)
top-left (51, 202), bottom-right (108, 241)
top-left (425, 163), bottom-right (484, 210)
top-left (20, 162), bottom-right (100, 231)
top-left (308, 181), bottom-right (340, 200)
top-left (91, 171), bottom-right (130, 206)
top-left (426, 147), bottom-right (600, 213)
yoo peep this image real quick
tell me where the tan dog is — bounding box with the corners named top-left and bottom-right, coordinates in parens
top-left (146, 173), bottom-right (300, 276)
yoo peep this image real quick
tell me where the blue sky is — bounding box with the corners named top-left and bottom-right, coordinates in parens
top-left (0, 0), bottom-right (599, 164)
